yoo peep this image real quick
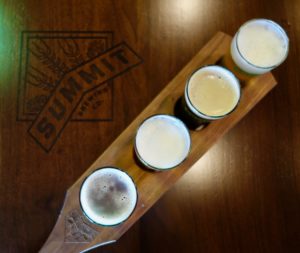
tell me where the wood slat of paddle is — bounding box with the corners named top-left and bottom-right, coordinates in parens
top-left (39, 32), bottom-right (277, 253)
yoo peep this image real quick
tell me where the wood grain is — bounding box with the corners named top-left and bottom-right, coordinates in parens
top-left (1, 1), bottom-right (300, 253)
top-left (38, 32), bottom-right (277, 253)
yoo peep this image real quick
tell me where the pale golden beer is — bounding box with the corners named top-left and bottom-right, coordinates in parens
top-left (222, 19), bottom-right (289, 81)
top-left (134, 114), bottom-right (191, 171)
top-left (175, 66), bottom-right (241, 130)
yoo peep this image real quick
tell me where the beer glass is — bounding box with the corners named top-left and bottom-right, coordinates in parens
top-left (134, 114), bottom-right (191, 171)
top-left (79, 167), bottom-right (138, 226)
top-left (174, 65), bottom-right (241, 130)
top-left (222, 19), bottom-right (289, 80)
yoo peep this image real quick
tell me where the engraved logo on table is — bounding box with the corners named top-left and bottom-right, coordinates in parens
top-left (17, 31), bottom-right (143, 152)
top-left (18, 31), bottom-right (115, 122)
top-left (65, 209), bottom-right (99, 243)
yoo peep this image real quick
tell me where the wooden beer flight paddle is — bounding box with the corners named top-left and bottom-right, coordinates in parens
top-left (39, 32), bottom-right (277, 253)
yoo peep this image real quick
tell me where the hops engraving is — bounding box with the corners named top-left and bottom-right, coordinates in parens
top-left (87, 40), bottom-right (106, 58)
top-left (58, 38), bottom-right (85, 67)
top-left (26, 65), bottom-right (57, 91)
top-left (30, 39), bottom-right (69, 78)
top-left (26, 95), bottom-right (48, 113)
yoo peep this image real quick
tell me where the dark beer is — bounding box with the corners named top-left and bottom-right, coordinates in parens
top-left (80, 167), bottom-right (137, 226)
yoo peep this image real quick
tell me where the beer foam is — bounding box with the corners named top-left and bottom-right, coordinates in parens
top-left (80, 168), bottom-right (137, 226)
top-left (186, 66), bottom-right (240, 119)
top-left (237, 20), bottom-right (288, 67)
top-left (231, 19), bottom-right (289, 74)
top-left (135, 115), bottom-right (190, 170)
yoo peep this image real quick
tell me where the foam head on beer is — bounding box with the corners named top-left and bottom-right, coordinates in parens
top-left (135, 115), bottom-right (191, 170)
top-left (231, 19), bottom-right (289, 74)
top-left (80, 167), bottom-right (137, 226)
top-left (185, 66), bottom-right (240, 119)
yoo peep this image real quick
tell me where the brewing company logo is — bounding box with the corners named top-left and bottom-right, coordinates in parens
top-left (65, 209), bottom-right (98, 243)
top-left (17, 31), bottom-right (143, 152)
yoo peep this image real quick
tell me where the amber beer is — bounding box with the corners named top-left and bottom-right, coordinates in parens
top-left (175, 66), bottom-right (241, 130)
top-left (222, 19), bottom-right (289, 81)
top-left (79, 167), bottom-right (137, 226)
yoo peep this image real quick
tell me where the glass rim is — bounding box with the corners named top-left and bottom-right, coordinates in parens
top-left (185, 65), bottom-right (241, 120)
top-left (235, 18), bottom-right (289, 70)
top-left (79, 166), bottom-right (138, 227)
top-left (134, 114), bottom-right (191, 171)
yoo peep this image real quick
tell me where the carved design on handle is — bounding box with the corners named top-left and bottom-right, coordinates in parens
top-left (64, 209), bottom-right (99, 243)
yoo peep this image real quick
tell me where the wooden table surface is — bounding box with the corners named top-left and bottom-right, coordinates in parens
top-left (0, 0), bottom-right (299, 252)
